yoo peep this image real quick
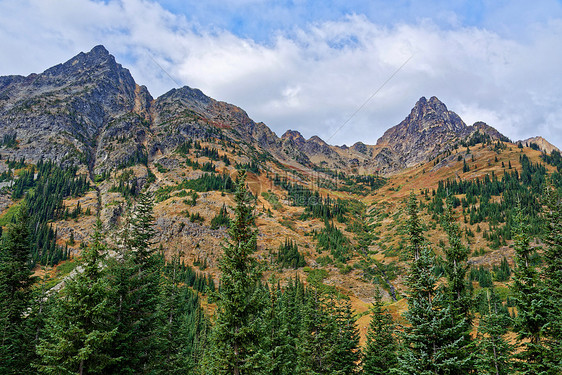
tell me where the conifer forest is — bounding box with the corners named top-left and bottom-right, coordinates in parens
top-left (0, 168), bottom-right (560, 374)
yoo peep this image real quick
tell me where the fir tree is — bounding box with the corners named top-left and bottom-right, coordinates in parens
top-left (0, 204), bottom-right (35, 374)
top-left (474, 288), bottom-right (514, 375)
top-left (440, 195), bottom-right (474, 373)
top-left (205, 171), bottom-right (264, 374)
top-left (330, 298), bottom-right (360, 374)
top-left (107, 191), bottom-right (163, 374)
top-left (297, 290), bottom-right (360, 375)
top-left (395, 192), bottom-right (454, 375)
top-left (362, 288), bottom-right (398, 374)
top-left (36, 218), bottom-right (119, 374)
top-left (511, 205), bottom-right (551, 374)
top-left (540, 180), bottom-right (562, 371)
top-left (258, 284), bottom-right (288, 375)
top-left (154, 253), bottom-right (209, 374)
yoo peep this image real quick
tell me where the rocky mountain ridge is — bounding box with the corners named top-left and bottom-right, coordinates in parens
top-left (0, 45), bottom-right (549, 178)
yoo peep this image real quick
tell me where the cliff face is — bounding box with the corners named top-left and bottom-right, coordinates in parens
top-left (0, 45), bottom-right (152, 174)
top-left (374, 96), bottom-right (469, 171)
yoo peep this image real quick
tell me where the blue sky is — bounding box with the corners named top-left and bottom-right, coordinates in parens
top-left (1, 0), bottom-right (562, 149)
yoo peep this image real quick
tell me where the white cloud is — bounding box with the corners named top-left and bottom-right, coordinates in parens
top-left (0, 0), bottom-right (561, 149)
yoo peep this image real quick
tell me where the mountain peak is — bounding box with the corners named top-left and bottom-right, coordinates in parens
top-left (43, 45), bottom-right (119, 77)
top-left (90, 44), bottom-right (110, 56)
top-left (373, 96), bottom-right (468, 171)
top-left (406, 96), bottom-right (464, 133)
top-left (281, 130), bottom-right (305, 142)
top-left (520, 136), bottom-right (560, 154)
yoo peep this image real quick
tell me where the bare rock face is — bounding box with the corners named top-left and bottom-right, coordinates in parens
top-left (279, 130), bottom-right (312, 166)
top-left (153, 86), bottom-right (279, 146)
top-left (520, 136), bottom-right (560, 154)
top-left (0, 45), bottom-right (152, 174)
top-left (374, 96), bottom-right (469, 172)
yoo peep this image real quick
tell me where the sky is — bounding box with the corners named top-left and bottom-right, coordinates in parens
top-left (1, 0), bottom-right (562, 149)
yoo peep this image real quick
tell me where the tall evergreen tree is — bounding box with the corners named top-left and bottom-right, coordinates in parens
top-left (474, 288), bottom-right (514, 375)
top-left (440, 195), bottom-right (474, 373)
top-left (154, 253), bottom-right (209, 374)
top-left (540, 180), bottom-right (562, 371)
top-left (362, 288), bottom-right (398, 375)
top-left (205, 171), bottom-right (264, 374)
top-left (0, 204), bottom-right (35, 374)
top-left (261, 277), bottom-right (306, 375)
top-left (329, 298), bottom-right (360, 374)
top-left (511, 205), bottom-right (551, 374)
top-left (36, 218), bottom-right (119, 374)
top-left (395, 192), bottom-right (454, 375)
top-left (297, 290), bottom-right (360, 375)
top-left (107, 190), bottom-right (163, 374)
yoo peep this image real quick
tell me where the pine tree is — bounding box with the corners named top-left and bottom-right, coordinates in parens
top-left (406, 191), bottom-right (424, 261)
top-left (36, 218), bottom-right (119, 374)
top-left (205, 171), bottom-right (264, 374)
top-left (277, 277), bottom-right (306, 374)
top-left (0, 204), bottom-right (35, 374)
top-left (511, 205), bottom-right (551, 374)
top-left (362, 288), bottom-right (398, 374)
top-left (107, 190), bottom-right (163, 374)
top-left (154, 253), bottom-right (209, 374)
top-left (395, 192), bottom-right (453, 375)
top-left (475, 288), bottom-right (514, 375)
top-left (540, 180), bottom-right (562, 371)
top-left (297, 289), bottom-right (359, 375)
top-left (329, 298), bottom-right (360, 374)
top-left (440, 195), bottom-right (474, 373)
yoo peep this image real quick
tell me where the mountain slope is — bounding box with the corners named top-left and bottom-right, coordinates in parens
top-left (0, 45), bottom-right (560, 307)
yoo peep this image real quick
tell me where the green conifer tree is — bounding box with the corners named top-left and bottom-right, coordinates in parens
top-left (362, 288), bottom-right (398, 374)
top-left (154, 253), bottom-right (209, 374)
top-left (330, 298), bottom-right (360, 374)
top-left (0, 204), bottom-right (35, 374)
top-left (395, 192), bottom-right (454, 375)
top-left (36, 218), bottom-right (119, 374)
top-left (297, 290), bottom-right (359, 375)
top-left (205, 171), bottom-right (264, 374)
top-left (440, 196), bottom-right (474, 373)
top-left (511, 205), bottom-right (551, 374)
top-left (540, 181), bottom-right (562, 371)
top-left (107, 190), bottom-right (163, 374)
top-left (474, 288), bottom-right (514, 375)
